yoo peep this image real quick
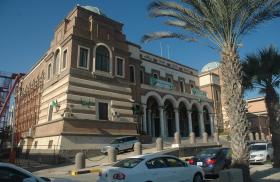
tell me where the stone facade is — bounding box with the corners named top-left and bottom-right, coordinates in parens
top-left (15, 5), bottom-right (216, 153)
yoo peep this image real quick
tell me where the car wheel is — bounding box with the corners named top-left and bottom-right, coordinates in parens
top-left (193, 173), bottom-right (203, 182)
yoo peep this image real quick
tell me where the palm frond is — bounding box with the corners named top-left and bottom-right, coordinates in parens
top-left (142, 31), bottom-right (196, 43)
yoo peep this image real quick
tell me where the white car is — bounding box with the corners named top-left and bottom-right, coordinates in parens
top-left (249, 142), bottom-right (273, 164)
top-left (97, 154), bottom-right (204, 182)
top-left (101, 136), bottom-right (138, 154)
top-left (0, 162), bottom-right (76, 182)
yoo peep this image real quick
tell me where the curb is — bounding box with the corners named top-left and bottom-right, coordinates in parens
top-left (70, 168), bottom-right (101, 176)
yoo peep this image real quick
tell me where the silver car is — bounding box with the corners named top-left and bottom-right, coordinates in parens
top-left (101, 136), bottom-right (138, 154)
top-left (249, 142), bottom-right (273, 164)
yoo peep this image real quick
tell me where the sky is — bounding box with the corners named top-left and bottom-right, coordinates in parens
top-left (0, 0), bottom-right (280, 98)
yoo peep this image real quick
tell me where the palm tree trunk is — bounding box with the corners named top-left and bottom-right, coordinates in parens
top-left (220, 45), bottom-right (250, 181)
top-left (265, 86), bottom-right (280, 168)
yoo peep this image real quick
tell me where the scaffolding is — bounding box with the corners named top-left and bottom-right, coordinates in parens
top-left (14, 73), bottom-right (44, 145)
top-left (0, 72), bottom-right (24, 147)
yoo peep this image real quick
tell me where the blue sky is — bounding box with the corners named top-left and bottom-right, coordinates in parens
top-left (0, 0), bottom-right (280, 98)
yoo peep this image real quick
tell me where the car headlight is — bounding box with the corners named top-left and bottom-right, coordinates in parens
top-left (258, 154), bottom-right (264, 157)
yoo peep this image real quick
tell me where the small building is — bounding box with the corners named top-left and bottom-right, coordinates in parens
top-left (14, 5), bottom-right (216, 154)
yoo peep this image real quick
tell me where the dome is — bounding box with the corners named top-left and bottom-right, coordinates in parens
top-left (201, 62), bottom-right (220, 73)
top-left (82, 6), bottom-right (106, 16)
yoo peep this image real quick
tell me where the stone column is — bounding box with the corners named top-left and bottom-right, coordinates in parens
top-left (159, 107), bottom-right (165, 137)
top-left (147, 109), bottom-right (152, 136)
top-left (210, 114), bottom-right (215, 136)
top-left (188, 111), bottom-right (193, 134)
top-left (174, 108), bottom-right (180, 133)
top-left (142, 105), bottom-right (147, 134)
top-left (199, 112), bottom-right (205, 136)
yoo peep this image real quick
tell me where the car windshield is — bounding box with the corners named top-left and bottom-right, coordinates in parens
top-left (110, 139), bottom-right (120, 144)
top-left (197, 148), bottom-right (219, 157)
top-left (113, 158), bottom-right (144, 168)
top-left (250, 145), bottom-right (266, 151)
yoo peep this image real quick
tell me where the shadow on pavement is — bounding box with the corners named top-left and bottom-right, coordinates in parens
top-left (251, 164), bottom-right (280, 182)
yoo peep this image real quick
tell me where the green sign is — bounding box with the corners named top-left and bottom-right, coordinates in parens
top-left (191, 88), bottom-right (207, 98)
top-left (150, 77), bottom-right (174, 90)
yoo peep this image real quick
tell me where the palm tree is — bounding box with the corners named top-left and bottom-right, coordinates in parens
top-left (142, 0), bottom-right (280, 180)
top-left (242, 45), bottom-right (280, 168)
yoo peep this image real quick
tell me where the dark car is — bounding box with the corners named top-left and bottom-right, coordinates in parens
top-left (188, 147), bottom-right (231, 177)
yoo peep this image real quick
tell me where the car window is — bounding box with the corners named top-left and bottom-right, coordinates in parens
top-left (113, 158), bottom-right (144, 168)
top-left (146, 158), bottom-right (167, 169)
top-left (164, 157), bottom-right (185, 167)
top-left (250, 145), bottom-right (266, 151)
top-left (0, 167), bottom-right (30, 182)
top-left (221, 149), bottom-right (229, 157)
top-left (197, 148), bottom-right (219, 157)
top-left (268, 144), bottom-right (272, 149)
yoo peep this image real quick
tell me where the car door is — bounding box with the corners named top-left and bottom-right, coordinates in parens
top-left (0, 166), bottom-right (31, 182)
top-left (163, 157), bottom-right (192, 182)
top-left (145, 157), bottom-right (173, 182)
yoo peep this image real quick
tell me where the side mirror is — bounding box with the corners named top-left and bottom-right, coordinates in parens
top-left (23, 177), bottom-right (37, 182)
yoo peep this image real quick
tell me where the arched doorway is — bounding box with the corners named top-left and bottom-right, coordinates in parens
top-left (191, 105), bottom-right (200, 137)
top-left (203, 107), bottom-right (211, 136)
top-left (178, 102), bottom-right (189, 137)
top-left (164, 100), bottom-right (175, 137)
top-left (146, 96), bottom-right (161, 137)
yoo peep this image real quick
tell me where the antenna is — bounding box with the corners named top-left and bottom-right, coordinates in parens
top-left (160, 42), bottom-right (163, 56)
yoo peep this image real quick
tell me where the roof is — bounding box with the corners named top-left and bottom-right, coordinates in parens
top-left (201, 62), bottom-right (220, 73)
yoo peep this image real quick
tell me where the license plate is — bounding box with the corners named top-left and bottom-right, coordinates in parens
top-left (197, 162), bottom-right (203, 166)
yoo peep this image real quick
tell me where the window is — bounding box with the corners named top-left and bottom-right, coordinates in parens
top-left (47, 63), bottom-right (52, 80)
top-left (96, 45), bottom-right (110, 72)
top-left (98, 102), bottom-right (108, 120)
top-left (167, 76), bottom-right (172, 83)
top-left (78, 46), bottom-right (89, 69)
top-left (62, 49), bottom-right (67, 70)
top-left (164, 157), bottom-right (185, 167)
top-left (153, 73), bottom-right (158, 79)
top-left (48, 140), bottom-right (53, 149)
top-left (116, 57), bottom-right (124, 77)
top-left (179, 80), bottom-right (185, 92)
top-left (53, 49), bottom-right (60, 75)
top-left (140, 70), bottom-right (144, 84)
top-left (129, 65), bottom-right (135, 82)
top-left (0, 167), bottom-right (29, 182)
top-left (47, 105), bottom-right (53, 121)
top-left (113, 158), bottom-right (144, 168)
top-left (146, 158), bottom-right (167, 169)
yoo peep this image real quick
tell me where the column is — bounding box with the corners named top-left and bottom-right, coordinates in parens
top-left (199, 112), bottom-right (205, 136)
top-left (188, 111), bottom-right (193, 134)
top-left (142, 105), bottom-right (147, 134)
top-left (175, 108), bottom-right (180, 132)
top-left (147, 109), bottom-right (152, 136)
top-left (210, 114), bottom-right (214, 136)
top-left (159, 107), bottom-right (165, 137)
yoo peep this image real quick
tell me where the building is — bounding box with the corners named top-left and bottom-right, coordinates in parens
top-left (14, 5), bottom-right (216, 153)
top-left (246, 97), bottom-right (270, 135)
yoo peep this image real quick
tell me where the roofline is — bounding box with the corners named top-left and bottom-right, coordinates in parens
top-left (246, 96), bottom-right (265, 102)
top-left (126, 41), bottom-right (141, 49)
top-left (140, 50), bottom-right (198, 72)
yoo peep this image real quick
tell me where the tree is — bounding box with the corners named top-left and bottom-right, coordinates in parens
top-left (242, 45), bottom-right (280, 167)
top-left (142, 0), bottom-right (280, 180)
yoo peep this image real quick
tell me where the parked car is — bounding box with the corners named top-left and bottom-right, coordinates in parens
top-left (97, 154), bottom-right (204, 182)
top-left (249, 142), bottom-right (273, 164)
top-left (0, 162), bottom-right (76, 182)
top-left (101, 136), bottom-right (138, 154)
top-left (188, 147), bottom-right (231, 177)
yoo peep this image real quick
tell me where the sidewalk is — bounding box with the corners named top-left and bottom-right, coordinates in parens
top-left (251, 164), bottom-right (280, 182)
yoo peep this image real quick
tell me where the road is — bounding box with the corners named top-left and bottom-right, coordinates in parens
top-left (34, 163), bottom-right (280, 182)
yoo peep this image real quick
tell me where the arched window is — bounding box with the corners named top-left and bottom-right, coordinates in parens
top-left (96, 45), bottom-right (110, 72)
top-left (153, 73), bottom-right (158, 79)
top-left (53, 49), bottom-right (60, 75)
top-left (129, 65), bottom-right (135, 82)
